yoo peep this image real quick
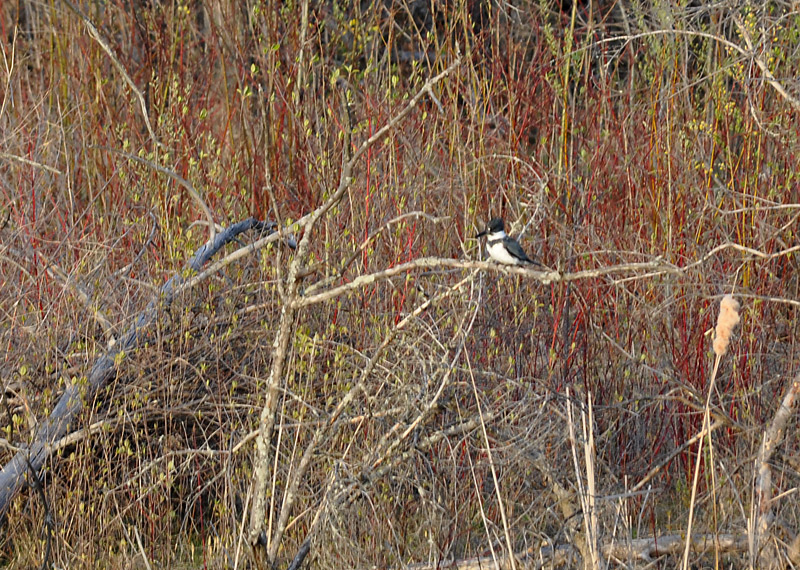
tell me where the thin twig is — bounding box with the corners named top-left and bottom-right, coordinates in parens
top-left (0, 153), bottom-right (61, 175)
top-left (61, 0), bottom-right (163, 149)
top-left (733, 14), bottom-right (800, 112)
top-left (23, 456), bottom-right (52, 570)
top-left (133, 525), bottom-right (154, 570)
top-left (467, 307), bottom-right (519, 570)
top-left (0, 28), bottom-right (17, 121)
top-left (95, 146), bottom-right (217, 244)
top-left (682, 355), bottom-right (721, 570)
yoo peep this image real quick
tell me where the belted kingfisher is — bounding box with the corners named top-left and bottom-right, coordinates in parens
top-left (476, 218), bottom-right (542, 267)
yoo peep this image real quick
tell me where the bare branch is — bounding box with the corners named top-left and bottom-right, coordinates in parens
top-left (61, 0), bottom-right (163, 149)
top-left (96, 147), bottom-right (217, 245)
top-left (350, 58), bottom-right (462, 167)
top-left (296, 258), bottom-right (681, 307)
top-left (0, 218), bottom-right (273, 520)
top-left (0, 153), bottom-right (61, 175)
top-left (580, 24), bottom-right (800, 114)
top-left (246, 58), bottom-right (462, 562)
top-left (751, 370), bottom-right (800, 564)
top-left (733, 14), bottom-right (800, 112)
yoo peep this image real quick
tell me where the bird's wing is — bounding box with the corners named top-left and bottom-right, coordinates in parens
top-left (504, 237), bottom-right (541, 265)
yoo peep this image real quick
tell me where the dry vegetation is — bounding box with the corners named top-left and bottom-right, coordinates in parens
top-left (1, 0), bottom-right (800, 568)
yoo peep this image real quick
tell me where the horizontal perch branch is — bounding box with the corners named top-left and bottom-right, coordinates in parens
top-left (295, 258), bottom-right (681, 307)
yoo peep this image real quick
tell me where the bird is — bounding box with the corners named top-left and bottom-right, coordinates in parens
top-left (475, 217), bottom-right (542, 267)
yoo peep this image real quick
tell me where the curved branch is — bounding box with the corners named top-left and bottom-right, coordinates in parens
top-left (752, 370), bottom-right (800, 563)
top-left (0, 218), bottom-right (275, 521)
top-left (96, 147), bottom-right (217, 244)
top-left (61, 0), bottom-right (163, 149)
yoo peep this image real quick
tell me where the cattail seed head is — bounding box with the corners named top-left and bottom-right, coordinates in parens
top-left (713, 295), bottom-right (740, 357)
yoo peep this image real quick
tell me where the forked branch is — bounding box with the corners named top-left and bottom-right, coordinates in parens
top-left (245, 56), bottom-right (463, 565)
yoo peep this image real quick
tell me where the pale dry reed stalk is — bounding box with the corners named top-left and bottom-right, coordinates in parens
top-left (682, 294), bottom-right (741, 570)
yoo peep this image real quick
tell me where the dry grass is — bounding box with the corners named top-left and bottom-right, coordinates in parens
top-left (1, 1), bottom-right (800, 568)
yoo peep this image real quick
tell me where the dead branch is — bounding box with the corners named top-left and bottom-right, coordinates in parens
top-left (373, 532), bottom-right (749, 569)
top-left (0, 218), bottom-right (279, 521)
top-left (245, 57), bottom-right (463, 564)
top-left (751, 369), bottom-right (800, 565)
top-left (313, 532), bottom-right (749, 570)
top-left (23, 456), bottom-right (52, 570)
top-left (733, 14), bottom-right (800, 113)
top-left (61, 0), bottom-right (164, 151)
top-left (602, 533), bottom-right (749, 564)
top-left (95, 147), bottom-right (217, 244)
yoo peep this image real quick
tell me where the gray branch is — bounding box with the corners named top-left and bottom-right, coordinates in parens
top-left (0, 218), bottom-right (276, 522)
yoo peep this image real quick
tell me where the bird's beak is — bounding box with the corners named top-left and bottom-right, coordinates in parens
top-left (475, 228), bottom-right (487, 239)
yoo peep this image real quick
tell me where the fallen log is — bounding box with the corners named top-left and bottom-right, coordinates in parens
top-left (0, 218), bottom-right (282, 522)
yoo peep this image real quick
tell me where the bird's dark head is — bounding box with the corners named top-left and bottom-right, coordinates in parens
top-left (476, 217), bottom-right (505, 238)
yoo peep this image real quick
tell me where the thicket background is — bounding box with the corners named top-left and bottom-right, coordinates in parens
top-left (1, 0), bottom-right (799, 568)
